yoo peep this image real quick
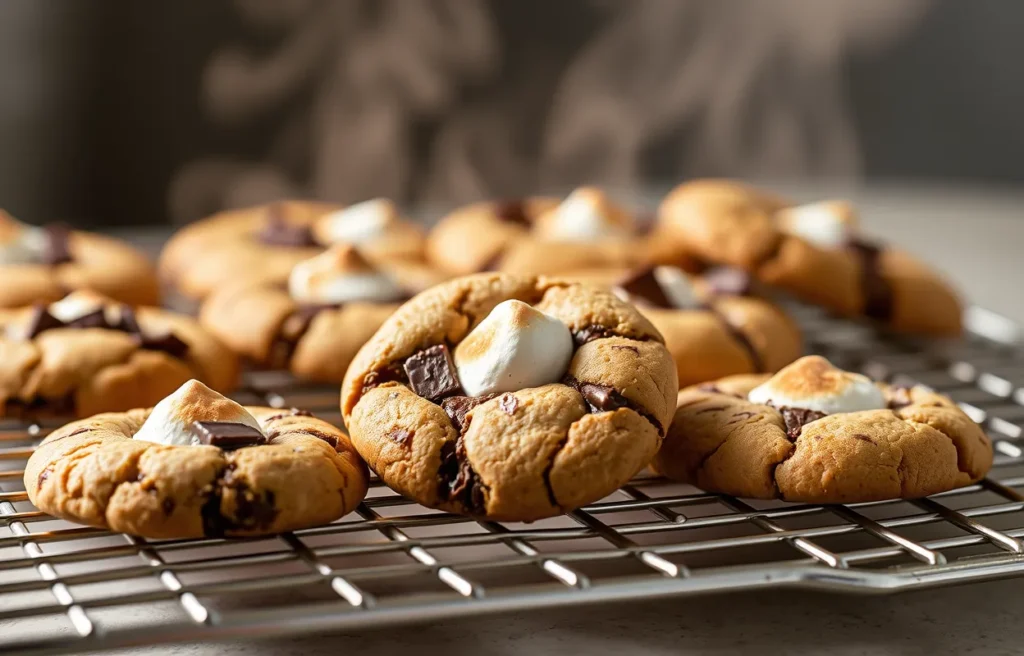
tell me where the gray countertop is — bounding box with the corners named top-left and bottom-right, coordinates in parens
top-left (97, 183), bottom-right (1024, 655)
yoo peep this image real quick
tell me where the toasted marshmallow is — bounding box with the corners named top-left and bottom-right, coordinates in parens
top-left (534, 187), bottom-right (634, 242)
top-left (312, 199), bottom-right (396, 246)
top-left (748, 356), bottom-right (885, 415)
top-left (776, 200), bottom-right (857, 249)
top-left (288, 244), bottom-right (405, 305)
top-left (0, 210), bottom-right (47, 265)
top-left (134, 380), bottom-right (262, 447)
top-left (454, 300), bottom-right (573, 396)
top-left (48, 291), bottom-right (122, 324)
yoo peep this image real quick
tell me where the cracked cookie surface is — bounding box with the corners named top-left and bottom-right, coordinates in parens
top-left (341, 273), bottom-right (679, 521)
top-left (653, 360), bottom-right (992, 503)
top-left (656, 179), bottom-right (962, 336)
top-left (25, 407), bottom-right (368, 538)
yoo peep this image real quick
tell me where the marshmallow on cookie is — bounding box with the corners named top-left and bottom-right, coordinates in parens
top-left (312, 199), bottom-right (397, 247)
top-left (533, 187), bottom-right (635, 243)
top-left (0, 210), bottom-right (48, 265)
top-left (288, 244), bottom-right (405, 305)
top-left (454, 300), bottom-right (574, 396)
top-left (775, 200), bottom-right (857, 250)
top-left (48, 290), bottom-right (125, 324)
top-left (134, 380), bottom-right (263, 447)
top-left (747, 355), bottom-right (885, 414)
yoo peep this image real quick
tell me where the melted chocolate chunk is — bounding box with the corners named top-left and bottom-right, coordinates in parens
top-left (441, 394), bottom-right (496, 433)
top-left (137, 331), bottom-right (190, 359)
top-left (572, 325), bottom-right (620, 346)
top-left (387, 428), bottom-right (414, 446)
top-left (404, 344), bottom-right (463, 402)
top-left (614, 266), bottom-right (673, 308)
top-left (563, 376), bottom-right (664, 436)
top-left (191, 421), bottom-right (266, 450)
top-left (493, 199), bottom-right (531, 227)
top-left (42, 224), bottom-right (73, 265)
top-left (437, 438), bottom-right (486, 514)
top-left (578, 383), bottom-right (630, 414)
top-left (23, 304), bottom-right (190, 359)
top-left (202, 465), bottom-right (279, 536)
top-left (362, 361), bottom-right (408, 393)
top-left (779, 407), bottom-right (828, 439)
top-left (25, 307), bottom-right (65, 338)
top-left (256, 204), bottom-right (320, 248)
top-left (702, 266), bottom-right (754, 297)
top-left (849, 239), bottom-right (893, 321)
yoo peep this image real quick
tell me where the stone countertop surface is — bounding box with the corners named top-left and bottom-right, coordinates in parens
top-left (103, 183), bottom-right (1023, 655)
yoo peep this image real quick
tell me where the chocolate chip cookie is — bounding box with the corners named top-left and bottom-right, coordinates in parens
top-left (0, 291), bottom-right (240, 418)
top-left (652, 356), bottom-right (992, 502)
top-left (426, 188), bottom-right (656, 277)
top-left (341, 273), bottom-right (679, 521)
top-left (160, 199), bottom-right (427, 301)
top-left (201, 244), bottom-right (445, 383)
top-left (612, 265), bottom-right (802, 388)
top-left (24, 380), bottom-right (368, 538)
top-left (656, 180), bottom-right (963, 336)
top-left (0, 210), bottom-right (160, 308)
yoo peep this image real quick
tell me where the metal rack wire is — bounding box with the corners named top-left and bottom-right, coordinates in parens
top-left (1, 303), bottom-right (1023, 655)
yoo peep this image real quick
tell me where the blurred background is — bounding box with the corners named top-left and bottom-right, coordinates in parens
top-left (0, 0), bottom-right (1021, 228)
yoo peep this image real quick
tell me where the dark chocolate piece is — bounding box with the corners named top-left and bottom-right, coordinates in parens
top-left (362, 361), bottom-right (408, 393)
top-left (441, 394), bottom-right (496, 433)
top-left (65, 308), bottom-right (107, 329)
top-left (578, 382), bottom-right (630, 414)
top-left (562, 375), bottom-right (664, 436)
top-left (190, 421), bottom-right (266, 450)
top-left (115, 307), bottom-right (142, 334)
top-left (702, 266), bottom-right (754, 297)
top-left (387, 428), bottom-right (414, 446)
top-left (25, 306), bottom-right (65, 338)
top-left (493, 199), bottom-right (530, 228)
top-left (404, 344), bottom-right (463, 402)
top-left (256, 204), bottom-right (320, 248)
top-left (42, 224), bottom-right (73, 265)
top-left (138, 332), bottom-right (190, 359)
top-left (437, 437), bottom-right (486, 514)
top-left (572, 324), bottom-right (619, 346)
top-left (779, 407), bottom-right (828, 439)
top-left (614, 266), bottom-right (673, 309)
top-left (848, 239), bottom-right (894, 321)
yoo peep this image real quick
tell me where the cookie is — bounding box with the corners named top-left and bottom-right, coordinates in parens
top-left (656, 180), bottom-right (963, 336)
top-left (611, 265), bottom-right (802, 388)
top-left (0, 210), bottom-right (160, 308)
top-left (427, 188), bottom-right (656, 277)
top-left (160, 199), bottom-right (427, 300)
top-left (24, 380), bottom-right (368, 538)
top-left (201, 244), bottom-right (445, 383)
top-left (652, 356), bottom-right (992, 502)
top-left (341, 273), bottom-right (679, 521)
top-left (0, 291), bottom-right (240, 418)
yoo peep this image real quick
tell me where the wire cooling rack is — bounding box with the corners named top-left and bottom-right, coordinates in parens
top-left (1, 304), bottom-right (1023, 655)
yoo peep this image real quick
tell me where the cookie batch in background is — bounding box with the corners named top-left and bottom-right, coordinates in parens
top-left (14, 178), bottom-right (984, 543)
